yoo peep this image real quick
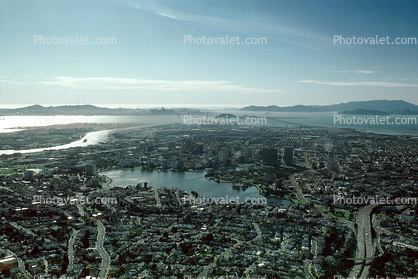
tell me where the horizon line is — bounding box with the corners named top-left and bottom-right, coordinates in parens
top-left (0, 99), bottom-right (416, 110)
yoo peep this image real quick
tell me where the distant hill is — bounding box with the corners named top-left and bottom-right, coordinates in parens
top-left (0, 105), bottom-right (119, 116)
top-left (339, 109), bottom-right (389, 115)
top-left (215, 114), bottom-right (238, 119)
top-left (241, 100), bottom-right (418, 114)
top-left (241, 105), bottom-right (324, 112)
top-left (325, 100), bottom-right (418, 112)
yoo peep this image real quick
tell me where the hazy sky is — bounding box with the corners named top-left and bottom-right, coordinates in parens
top-left (1, 0), bottom-right (417, 107)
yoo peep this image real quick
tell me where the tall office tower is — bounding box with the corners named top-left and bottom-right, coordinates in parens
top-left (247, 146), bottom-right (255, 159)
top-left (266, 167), bottom-right (275, 182)
top-left (221, 147), bottom-right (229, 161)
top-left (284, 147), bottom-right (294, 165)
top-left (85, 164), bottom-right (96, 176)
top-left (262, 148), bottom-right (278, 166)
top-left (24, 170), bottom-right (34, 181)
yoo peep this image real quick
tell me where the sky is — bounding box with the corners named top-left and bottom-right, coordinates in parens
top-left (0, 0), bottom-right (417, 107)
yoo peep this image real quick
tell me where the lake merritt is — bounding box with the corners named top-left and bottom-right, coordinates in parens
top-left (100, 168), bottom-right (297, 207)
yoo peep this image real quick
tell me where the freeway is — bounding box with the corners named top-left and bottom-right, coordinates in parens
top-left (348, 204), bottom-right (377, 278)
top-left (360, 204), bottom-right (377, 278)
top-left (290, 174), bottom-right (312, 205)
top-left (96, 220), bottom-right (111, 279)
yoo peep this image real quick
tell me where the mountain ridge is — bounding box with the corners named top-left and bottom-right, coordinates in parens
top-left (0, 100), bottom-right (417, 115)
top-left (241, 100), bottom-right (418, 113)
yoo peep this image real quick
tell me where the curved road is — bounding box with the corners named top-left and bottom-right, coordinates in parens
top-left (67, 229), bottom-right (79, 274)
top-left (96, 220), bottom-right (111, 279)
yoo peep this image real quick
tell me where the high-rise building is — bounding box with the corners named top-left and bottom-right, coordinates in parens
top-left (221, 147), bottom-right (229, 161)
top-left (24, 170), bottom-right (34, 181)
top-left (284, 147), bottom-right (294, 165)
top-left (211, 143), bottom-right (220, 155)
top-left (247, 146), bottom-right (255, 159)
top-left (262, 148), bottom-right (278, 166)
top-left (266, 167), bottom-right (275, 182)
top-left (85, 164), bottom-right (96, 176)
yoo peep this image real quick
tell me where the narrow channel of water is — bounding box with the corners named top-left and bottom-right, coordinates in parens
top-left (0, 130), bottom-right (110, 155)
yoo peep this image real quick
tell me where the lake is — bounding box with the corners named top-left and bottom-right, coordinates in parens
top-left (101, 168), bottom-right (296, 207)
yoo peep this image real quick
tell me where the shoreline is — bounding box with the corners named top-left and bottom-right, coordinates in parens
top-left (0, 123), bottom-right (154, 155)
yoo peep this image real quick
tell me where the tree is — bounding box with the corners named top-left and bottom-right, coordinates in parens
top-left (61, 259), bottom-right (68, 274)
top-left (150, 263), bottom-right (157, 272)
top-left (81, 230), bottom-right (90, 248)
top-left (32, 245), bottom-right (40, 255)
